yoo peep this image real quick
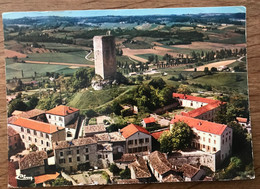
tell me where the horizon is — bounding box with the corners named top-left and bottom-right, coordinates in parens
top-left (2, 6), bottom-right (246, 20)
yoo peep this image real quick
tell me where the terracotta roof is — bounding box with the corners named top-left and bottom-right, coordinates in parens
top-left (162, 174), bottom-right (183, 182)
top-left (143, 117), bottom-right (156, 124)
top-left (151, 129), bottom-right (169, 140)
top-left (8, 126), bottom-right (19, 137)
top-left (20, 151), bottom-right (48, 170)
top-left (173, 93), bottom-right (218, 104)
top-left (84, 125), bottom-right (106, 134)
top-left (148, 151), bottom-right (172, 175)
top-left (12, 117), bottom-right (64, 134)
top-left (8, 116), bottom-right (18, 124)
top-left (94, 133), bottom-right (110, 142)
top-left (181, 101), bottom-right (223, 118)
top-left (34, 172), bottom-right (60, 184)
top-left (46, 105), bottom-right (79, 116)
top-left (236, 117), bottom-right (247, 123)
top-left (109, 132), bottom-right (126, 142)
top-left (180, 164), bottom-right (200, 178)
top-left (114, 153), bottom-right (137, 163)
top-left (117, 179), bottom-right (140, 184)
top-left (120, 124), bottom-right (150, 138)
top-left (171, 115), bottom-right (227, 135)
top-left (17, 109), bottom-right (45, 119)
top-left (129, 156), bottom-right (151, 179)
top-left (53, 137), bottom-right (97, 150)
top-left (8, 162), bottom-right (17, 187)
top-left (12, 110), bottom-right (23, 116)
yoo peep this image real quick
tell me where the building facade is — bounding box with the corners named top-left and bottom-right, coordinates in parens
top-left (9, 117), bottom-right (65, 151)
top-left (93, 35), bottom-right (117, 80)
top-left (120, 124), bottom-right (152, 154)
top-left (53, 137), bottom-right (98, 172)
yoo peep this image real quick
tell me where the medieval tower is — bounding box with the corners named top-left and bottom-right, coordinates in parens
top-left (93, 35), bottom-right (116, 80)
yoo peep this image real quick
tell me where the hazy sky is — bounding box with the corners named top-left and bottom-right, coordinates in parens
top-left (3, 6), bottom-right (246, 19)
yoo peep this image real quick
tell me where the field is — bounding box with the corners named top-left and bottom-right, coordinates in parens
top-left (136, 54), bottom-right (163, 61)
top-left (186, 59), bottom-right (237, 71)
top-left (5, 49), bottom-right (27, 58)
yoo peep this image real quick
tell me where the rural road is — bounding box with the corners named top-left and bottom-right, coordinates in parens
top-left (185, 59), bottom-right (238, 71)
top-left (24, 60), bottom-right (94, 68)
top-left (85, 50), bottom-right (94, 62)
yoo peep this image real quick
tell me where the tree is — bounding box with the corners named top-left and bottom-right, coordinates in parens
top-left (148, 77), bottom-right (166, 89)
top-left (211, 67), bottom-right (217, 72)
top-left (51, 177), bottom-right (72, 186)
top-left (119, 168), bottom-right (131, 179)
top-left (109, 163), bottom-right (120, 175)
top-left (177, 84), bottom-right (191, 95)
top-left (171, 121), bottom-right (194, 150)
top-left (111, 102), bottom-right (123, 116)
top-left (26, 96), bottom-right (39, 110)
top-left (8, 99), bottom-right (28, 116)
top-left (84, 109), bottom-right (98, 118)
top-left (158, 130), bottom-right (174, 153)
top-left (204, 67), bottom-right (210, 75)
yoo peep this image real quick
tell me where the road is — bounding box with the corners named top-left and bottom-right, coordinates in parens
top-left (24, 60), bottom-right (94, 68)
top-left (185, 59), bottom-right (238, 71)
top-left (85, 50), bottom-right (94, 62)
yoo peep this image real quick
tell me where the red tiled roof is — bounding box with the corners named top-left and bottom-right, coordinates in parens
top-left (173, 93), bottom-right (218, 104)
top-left (8, 126), bottom-right (18, 137)
top-left (120, 124), bottom-right (150, 138)
top-left (20, 151), bottom-right (48, 170)
top-left (34, 172), bottom-right (60, 184)
top-left (143, 117), bottom-right (156, 124)
top-left (151, 129), bottom-right (169, 140)
top-left (12, 117), bottom-right (64, 134)
top-left (17, 109), bottom-right (45, 119)
top-left (8, 116), bottom-right (18, 124)
top-left (181, 101), bottom-right (223, 118)
top-left (46, 105), bottom-right (79, 116)
top-left (236, 117), bottom-right (247, 123)
top-left (8, 162), bottom-right (17, 187)
top-left (171, 115), bottom-right (227, 135)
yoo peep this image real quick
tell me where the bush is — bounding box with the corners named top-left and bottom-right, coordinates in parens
top-left (109, 164), bottom-right (120, 175)
top-left (77, 162), bottom-right (91, 171)
top-left (119, 168), bottom-right (131, 179)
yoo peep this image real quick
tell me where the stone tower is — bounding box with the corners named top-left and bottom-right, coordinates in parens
top-left (93, 35), bottom-right (116, 80)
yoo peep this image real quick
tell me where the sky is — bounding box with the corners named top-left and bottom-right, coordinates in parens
top-left (2, 6), bottom-right (246, 19)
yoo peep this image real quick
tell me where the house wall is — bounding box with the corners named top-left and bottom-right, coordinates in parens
top-left (20, 165), bottom-right (45, 177)
top-left (220, 127), bottom-right (232, 161)
top-left (125, 132), bottom-right (151, 154)
top-left (54, 143), bottom-right (98, 173)
top-left (9, 133), bottom-right (23, 153)
top-left (195, 107), bottom-right (219, 121)
top-left (147, 162), bottom-right (163, 182)
top-left (9, 124), bottom-right (53, 151)
top-left (46, 112), bottom-right (78, 127)
top-left (97, 151), bottom-right (113, 168)
top-left (178, 99), bottom-right (208, 109)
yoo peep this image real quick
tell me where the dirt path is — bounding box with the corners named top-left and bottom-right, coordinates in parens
top-left (185, 59), bottom-right (237, 71)
top-left (24, 60), bottom-right (94, 67)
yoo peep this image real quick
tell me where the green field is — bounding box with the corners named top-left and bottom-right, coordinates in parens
top-left (21, 51), bottom-right (93, 65)
top-left (5, 58), bottom-right (71, 79)
top-left (116, 55), bottom-right (136, 64)
top-left (123, 40), bottom-right (152, 49)
top-left (189, 72), bottom-right (248, 94)
top-left (136, 54), bottom-right (163, 61)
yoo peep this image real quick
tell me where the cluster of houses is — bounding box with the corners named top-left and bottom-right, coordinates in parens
top-left (7, 93), bottom-right (250, 187)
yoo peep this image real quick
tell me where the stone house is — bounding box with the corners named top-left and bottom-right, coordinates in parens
top-left (179, 164), bottom-right (205, 181)
top-left (8, 126), bottom-right (24, 156)
top-left (129, 156), bottom-right (152, 183)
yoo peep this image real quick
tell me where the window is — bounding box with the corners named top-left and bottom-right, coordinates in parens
top-left (98, 154), bottom-right (102, 159)
top-left (28, 136), bottom-right (31, 141)
top-left (40, 133), bottom-right (43, 137)
top-left (135, 140), bottom-right (137, 145)
top-left (139, 139), bottom-right (144, 144)
top-left (46, 142), bottom-right (49, 147)
top-left (222, 140), bottom-right (224, 144)
top-left (14, 136), bottom-right (16, 141)
top-left (208, 138), bottom-right (211, 143)
top-left (22, 135), bottom-right (24, 139)
top-left (214, 140), bottom-right (216, 144)
top-left (85, 148), bottom-right (89, 153)
top-left (59, 117), bottom-right (63, 121)
top-left (49, 115), bottom-right (51, 119)
top-left (41, 140), bottom-right (43, 145)
top-left (67, 151), bottom-right (72, 155)
top-left (69, 158), bottom-right (72, 163)
top-left (203, 137), bottom-right (205, 142)
top-left (59, 159), bottom-right (65, 164)
top-left (213, 147), bottom-right (216, 152)
top-left (203, 144), bottom-right (205, 148)
top-left (77, 150), bottom-right (79, 154)
top-left (60, 152), bottom-right (63, 157)
top-left (46, 134), bottom-right (49, 139)
top-left (229, 136), bottom-right (231, 140)
top-left (191, 102), bottom-right (193, 106)
top-left (145, 138), bottom-right (149, 143)
top-left (105, 154), bottom-right (108, 158)
top-left (128, 140), bottom-right (133, 145)
top-left (35, 138), bottom-right (37, 143)
top-left (34, 130), bottom-right (37, 135)
top-left (27, 129), bottom-right (30, 134)
top-left (77, 157), bottom-right (80, 161)
top-left (86, 155), bottom-right (89, 161)
top-left (21, 127), bottom-right (24, 132)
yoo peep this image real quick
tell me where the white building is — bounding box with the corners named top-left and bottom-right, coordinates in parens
top-left (171, 115), bottom-right (232, 162)
top-left (8, 117), bottom-right (65, 151)
top-left (46, 105), bottom-right (79, 127)
top-left (120, 124), bottom-right (152, 154)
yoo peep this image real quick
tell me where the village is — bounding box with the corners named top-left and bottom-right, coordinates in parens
top-left (6, 34), bottom-right (251, 187)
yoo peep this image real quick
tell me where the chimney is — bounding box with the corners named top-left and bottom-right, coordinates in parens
top-left (118, 129), bottom-right (121, 135)
top-left (198, 122), bottom-right (202, 126)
